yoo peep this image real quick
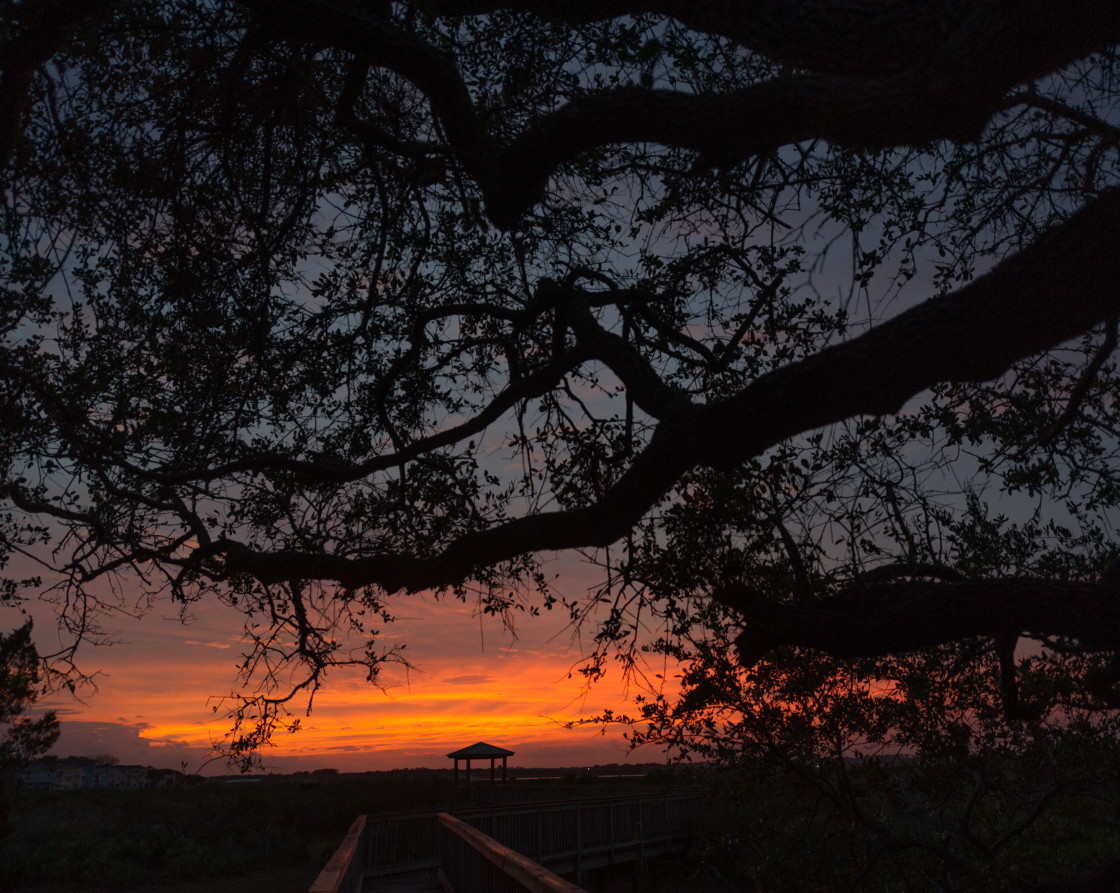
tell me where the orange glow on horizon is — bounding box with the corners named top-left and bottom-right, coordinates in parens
top-left (13, 586), bottom-right (675, 772)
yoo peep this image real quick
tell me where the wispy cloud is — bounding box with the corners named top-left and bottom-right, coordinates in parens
top-left (441, 674), bottom-right (494, 686)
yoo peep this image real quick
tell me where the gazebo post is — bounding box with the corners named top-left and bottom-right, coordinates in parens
top-left (502, 755), bottom-right (508, 782)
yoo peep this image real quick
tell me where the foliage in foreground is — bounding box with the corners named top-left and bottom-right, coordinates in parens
top-left (615, 634), bottom-right (1120, 888)
top-left (687, 746), bottom-right (1120, 892)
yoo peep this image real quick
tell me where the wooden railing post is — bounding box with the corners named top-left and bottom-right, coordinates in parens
top-left (638, 799), bottom-right (645, 876)
top-left (574, 805), bottom-right (582, 886)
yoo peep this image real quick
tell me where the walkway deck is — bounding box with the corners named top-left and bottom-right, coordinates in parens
top-left (312, 789), bottom-right (704, 893)
top-left (366, 871), bottom-right (442, 892)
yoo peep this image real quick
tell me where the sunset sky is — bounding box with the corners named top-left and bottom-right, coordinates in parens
top-left (4, 557), bottom-right (677, 775)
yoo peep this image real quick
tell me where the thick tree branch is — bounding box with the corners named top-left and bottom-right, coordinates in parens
top-left (695, 187), bottom-right (1120, 469)
top-left (247, 1), bottom-right (1120, 228)
top-left (216, 187), bottom-right (1120, 594)
top-left (5, 3), bottom-right (1117, 229)
top-left (0, 0), bottom-right (121, 166)
top-left (481, 0), bottom-right (1120, 227)
top-left (712, 577), bottom-right (1120, 666)
top-left (425, 0), bottom-right (1114, 79)
top-left (486, 76), bottom-right (975, 228)
top-left (542, 279), bottom-right (692, 419)
top-left (242, 0), bottom-right (501, 194)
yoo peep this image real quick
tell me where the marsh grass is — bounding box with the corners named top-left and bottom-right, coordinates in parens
top-left (1, 773), bottom-right (455, 892)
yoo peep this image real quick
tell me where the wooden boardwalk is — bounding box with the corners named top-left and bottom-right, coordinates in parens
top-left (366, 871), bottom-right (443, 892)
top-left (311, 790), bottom-right (704, 893)
top-left (456, 794), bottom-right (699, 879)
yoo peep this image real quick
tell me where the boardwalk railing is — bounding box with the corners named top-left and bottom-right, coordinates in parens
top-left (311, 809), bottom-right (442, 893)
top-left (462, 794), bottom-right (700, 878)
top-left (310, 791), bottom-right (704, 893)
top-left (439, 813), bottom-right (582, 893)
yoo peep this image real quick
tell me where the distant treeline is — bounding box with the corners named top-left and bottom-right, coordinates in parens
top-left (219, 761), bottom-right (678, 785)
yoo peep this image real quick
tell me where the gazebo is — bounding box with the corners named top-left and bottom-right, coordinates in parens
top-left (447, 741), bottom-right (514, 785)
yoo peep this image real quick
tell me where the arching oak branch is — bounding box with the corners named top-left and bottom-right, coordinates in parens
top-left (215, 187), bottom-right (1120, 594)
top-left (714, 577), bottom-right (1120, 666)
top-left (424, 0), bottom-right (1111, 78)
top-left (246, 0), bottom-right (1120, 228)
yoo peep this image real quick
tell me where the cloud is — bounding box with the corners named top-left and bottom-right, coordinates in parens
top-left (50, 720), bottom-right (213, 772)
top-left (441, 674), bottom-right (494, 686)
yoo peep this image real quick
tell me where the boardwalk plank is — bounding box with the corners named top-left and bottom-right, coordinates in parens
top-left (365, 870), bottom-right (444, 892)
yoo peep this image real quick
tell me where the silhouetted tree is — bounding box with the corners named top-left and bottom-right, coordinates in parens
top-left (2, 8), bottom-right (1120, 872)
top-left (0, 620), bottom-right (60, 840)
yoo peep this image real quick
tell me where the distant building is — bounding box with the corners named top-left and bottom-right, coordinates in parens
top-left (94, 763), bottom-right (149, 789)
top-left (18, 759), bottom-right (150, 791)
top-left (17, 762), bottom-right (57, 790)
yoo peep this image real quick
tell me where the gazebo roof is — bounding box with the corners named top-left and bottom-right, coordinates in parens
top-left (446, 741), bottom-right (515, 759)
